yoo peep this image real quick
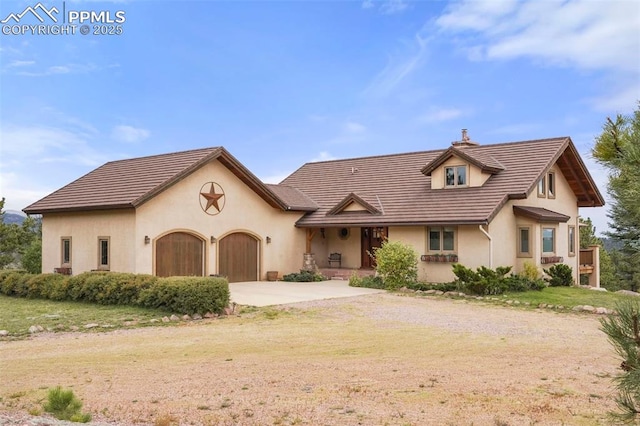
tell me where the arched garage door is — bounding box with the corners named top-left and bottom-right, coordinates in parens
top-left (219, 232), bottom-right (258, 282)
top-left (156, 232), bottom-right (204, 277)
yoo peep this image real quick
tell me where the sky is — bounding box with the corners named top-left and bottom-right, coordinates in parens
top-left (0, 0), bottom-right (639, 236)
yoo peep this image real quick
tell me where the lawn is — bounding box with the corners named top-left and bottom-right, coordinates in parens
top-left (502, 286), bottom-right (635, 310)
top-left (0, 295), bottom-right (173, 338)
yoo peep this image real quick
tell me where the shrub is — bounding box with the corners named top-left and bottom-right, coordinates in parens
top-left (349, 274), bottom-right (385, 289)
top-left (0, 271), bottom-right (32, 297)
top-left (544, 264), bottom-right (574, 287)
top-left (282, 270), bottom-right (325, 282)
top-left (522, 260), bottom-right (541, 281)
top-left (600, 300), bottom-right (640, 422)
top-left (406, 281), bottom-right (458, 292)
top-left (26, 273), bottom-right (67, 299)
top-left (373, 241), bottom-right (418, 290)
top-left (43, 387), bottom-right (91, 422)
top-left (138, 276), bottom-right (229, 315)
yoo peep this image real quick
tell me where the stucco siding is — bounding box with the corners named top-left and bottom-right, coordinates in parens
top-left (135, 159), bottom-right (305, 278)
top-left (41, 210), bottom-right (136, 274)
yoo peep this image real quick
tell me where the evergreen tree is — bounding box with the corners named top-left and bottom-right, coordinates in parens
top-left (592, 104), bottom-right (640, 291)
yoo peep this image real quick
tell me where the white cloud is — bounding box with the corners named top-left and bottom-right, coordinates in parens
top-left (361, 0), bottom-right (374, 10)
top-left (436, 0), bottom-right (640, 74)
top-left (380, 0), bottom-right (408, 15)
top-left (420, 107), bottom-right (464, 123)
top-left (15, 62), bottom-right (98, 77)
top-left (364, 33), bottom-right (429, 97)
top-left (6, 60), bottom-right (35, 68)
top-left (112, 125), bottom-right (150, 143)
top-left (344, 121), bottom-right (367, 134)
top-left (310, 151), bottom-right (337, 162)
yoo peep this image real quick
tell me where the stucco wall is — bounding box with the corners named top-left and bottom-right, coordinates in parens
top-left (135, 159), bottom-right (306, 279)
top-left (41, 210), bottom-right (136, 274)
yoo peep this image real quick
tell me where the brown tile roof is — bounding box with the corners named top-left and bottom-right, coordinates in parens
top-left (280, 137), bottom-right (604, 228)
top-left (513, 206), bottom-right (571, 223)
top-left (264, 184), bottom-right (317, 211)
top-left (24, 147), bottom-right (296, 214)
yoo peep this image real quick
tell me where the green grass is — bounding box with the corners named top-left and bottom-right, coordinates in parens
top-left (0, 295), bottom-right (173, 338)
top-left (501, 286), bottom-right (634, 310)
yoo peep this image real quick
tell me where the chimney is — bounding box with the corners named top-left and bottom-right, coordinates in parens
top-left (452, 128), bottom-right (479, 148)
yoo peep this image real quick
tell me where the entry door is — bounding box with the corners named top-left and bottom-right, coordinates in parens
top-left (156, 232), bottom-right (204, 277)
top-left (361, 227), bottom-right (387, 268)
top-left (219, 232), bottom-right (258, 282)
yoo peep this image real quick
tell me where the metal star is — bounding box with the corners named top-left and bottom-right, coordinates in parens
top-left (200, 183), bottom-right (224, 213)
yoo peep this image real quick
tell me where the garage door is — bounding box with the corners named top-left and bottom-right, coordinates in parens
top-left (156, 232), bottom-right (204, 277)
top-left (219, 232), bottom-right (258, 282)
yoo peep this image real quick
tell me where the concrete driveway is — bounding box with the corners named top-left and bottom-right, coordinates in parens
top-left (228, 279), bottom-right (384, 307)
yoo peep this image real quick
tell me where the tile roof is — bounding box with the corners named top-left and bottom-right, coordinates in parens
top-left (280, 137), bottom-right (604, 227)
top-left (24, 147), bottom-right (293, 214)
top-left (513, 206), bottom-right (571, 223)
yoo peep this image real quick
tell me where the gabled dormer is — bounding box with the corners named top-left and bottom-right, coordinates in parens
top-left (326, 192), bottom-right (382, 216)
top-left (421, 130), bottom-right (504, 190)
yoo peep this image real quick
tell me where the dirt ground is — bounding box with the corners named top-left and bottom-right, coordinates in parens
top-left (0, 293), bottom-right (620, 425)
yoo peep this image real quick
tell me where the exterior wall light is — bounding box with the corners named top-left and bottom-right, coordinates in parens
top-left (211, 236), bottom-right (217, 244)
top-left (144, 236), bottom-right (150, 244)
top-left (266, 236), bottom-right (272, 244)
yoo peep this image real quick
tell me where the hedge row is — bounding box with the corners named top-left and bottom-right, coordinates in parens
top-left (0, 270), bottom-right (229, 315)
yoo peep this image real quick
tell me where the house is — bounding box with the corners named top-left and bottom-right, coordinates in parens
top-left (24, 132), bottom-right (605, 285)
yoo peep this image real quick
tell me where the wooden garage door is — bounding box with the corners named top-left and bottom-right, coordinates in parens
top-left (219, 232), bottom-right (258, 283)
top-left (156, 232), bottom-right (204, 277)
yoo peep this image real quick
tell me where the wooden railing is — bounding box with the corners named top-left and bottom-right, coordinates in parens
top-left (580, 249), bottom-right (594, 266)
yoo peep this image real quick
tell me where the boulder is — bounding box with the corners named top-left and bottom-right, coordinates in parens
top-left (617, 290), bottom-right (640, 297)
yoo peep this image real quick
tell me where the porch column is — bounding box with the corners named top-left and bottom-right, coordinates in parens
top-left (303, 229), bottom-right (318, 271)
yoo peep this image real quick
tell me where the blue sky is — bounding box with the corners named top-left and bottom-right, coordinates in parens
top-left (1, 0), bottom-right (638, 236)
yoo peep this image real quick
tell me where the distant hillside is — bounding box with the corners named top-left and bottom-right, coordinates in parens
top-left (602, 237), bottom-right (624, 252)
top-left (2, 210), bottom-right (26, 225)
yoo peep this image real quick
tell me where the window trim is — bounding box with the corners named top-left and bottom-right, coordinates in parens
top-left (542, 227), bottom-right (556, 255)
top-left (537, 177), bottom-right (546, 197)
top-left (568, 225), bottom-right (576, 257)
top-left (547, 172), bottom-right (556, 199)
top-left (517, 226), bottom-right (532, 258)
top-left (61, 237), bottom-right (72, 266)
top-left (444, 165), bottom-right (468, 188)
top-left (97, 236), bottom-right (110, 271)
top-left (428, 226), bottom-right (457, 253)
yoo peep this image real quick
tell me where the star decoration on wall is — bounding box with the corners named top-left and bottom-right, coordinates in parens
top-left (199, 182), bottom-right (225, 215)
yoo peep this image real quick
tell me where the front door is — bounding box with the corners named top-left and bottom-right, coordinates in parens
top-left (361, 227), bottom-right (387, 268)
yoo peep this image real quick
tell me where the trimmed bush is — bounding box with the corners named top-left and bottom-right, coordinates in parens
top-left (282, 270), bottom-right (325, 282)
top-left (544, 264), bottom-right (574, 287)
top-left (0, 271), bottom-right (229, 316)
top-left (138, 276), bottom-right (229, 315)
top-left (373, 241), bottom-right (418, 290)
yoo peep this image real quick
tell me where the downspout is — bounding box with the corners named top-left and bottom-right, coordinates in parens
top-left (479, 225), bottom-right (493, 269)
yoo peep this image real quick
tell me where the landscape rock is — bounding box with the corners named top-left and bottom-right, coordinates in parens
top-left (28, 325), bottom-right (42, 334)
top-left (572, 305), bottom-right (583, 311)
top-left (170, 314), bottom-right (180, 322)
top-left (182, 314), bottom-right (191, 321)
top-left (204, 312), bottom-right (216, 318)
top-left (84, 323), bottom-right (100, 329)
top-left (581, 305), bottom-right (596, 312)
top-left (538, 303), bottom-right (547, 309)
top-left (433, 290), bottom-right (444, 295)
top-left (192, 313), bottom-right (203, 320)
top-left (589, 287), bottom-right (608, 292)
top-left (596, 307), bottom-right (609, 315)
top-left (161, 316), bottom-right (170, 323)
top-left (0, 330), bottom-right (8, 336)
top-left (617, 290), bottom-right (640, 297)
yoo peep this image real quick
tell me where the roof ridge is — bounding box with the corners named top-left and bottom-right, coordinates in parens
top-left (104, 146), bottom-right (221, 165)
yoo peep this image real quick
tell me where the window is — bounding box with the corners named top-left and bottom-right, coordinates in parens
top-left (429, 227), bottom-right (456, 252)
top-left (568, 226), bottom-right (576, 256)
top-left (547, 172), bottom-right (556, 198)
top-left (98, 237), bottom-right (110, 270)
top-left (61, 237), bottom-right (71, 265)
top-left (542, 228), bottom-right (555, 254)
top-left (538, 177), bottom-right (546, 197)
top-left (538, 172), bottom-right (555, 198)
top-left (445, 166), bottom-right (467, 187)
top-left (518, 227), bottom-right (531, 257)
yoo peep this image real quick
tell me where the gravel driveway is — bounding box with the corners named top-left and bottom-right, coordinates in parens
top-left (0, 293), bottom-right (619, 426)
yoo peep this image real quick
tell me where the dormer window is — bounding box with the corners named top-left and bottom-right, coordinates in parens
top-left (445, 165), bottom-right (467, 187)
